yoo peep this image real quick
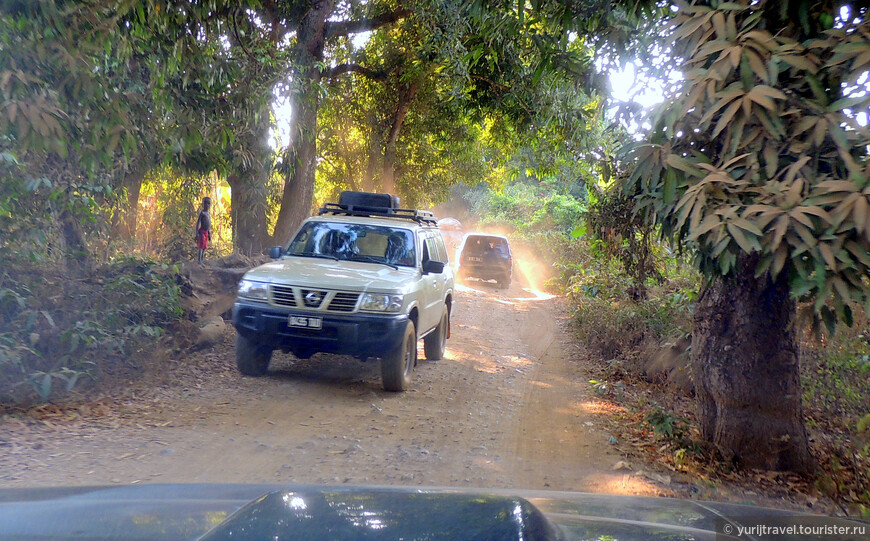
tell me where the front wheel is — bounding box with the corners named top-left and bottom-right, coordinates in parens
top-left (381, 321), bottom-right (416, 392)
top-left (236, 334), bottom-right (272, 376)
top-left (424, 307), bottom-right (448, 360)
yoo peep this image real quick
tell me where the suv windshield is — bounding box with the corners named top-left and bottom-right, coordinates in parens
top-left (286, 222), bottom-right (417, 267)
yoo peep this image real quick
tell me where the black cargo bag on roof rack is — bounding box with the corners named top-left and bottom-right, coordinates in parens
top-left (338, 191), bottom-right (400, 211)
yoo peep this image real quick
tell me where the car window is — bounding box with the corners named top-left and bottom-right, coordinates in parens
top-left (434, 233), bottom-right (449, 263)
top-left (463, 236), bottom-right (509, 257)
top-left (287, 222), bottom-right (416, 267)
top-left (425, 236), bottom-right (446, 264)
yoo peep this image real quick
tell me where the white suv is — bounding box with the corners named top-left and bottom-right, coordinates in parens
top-left (232, 192), bottom-right (454, 391)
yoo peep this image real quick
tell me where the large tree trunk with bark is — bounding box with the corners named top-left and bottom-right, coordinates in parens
top-left (228, 103), bottom-right (272, 255)
top-left (272, 86), bottom-right (318, 244)
top-left (379, 82), bottom-right (418, 195)
top-left (271, 1), bottom-right (334, 244)
top-left (227, 172), bottom-right (268, 256)
top-left (692, 254), bottom-right (812, 472)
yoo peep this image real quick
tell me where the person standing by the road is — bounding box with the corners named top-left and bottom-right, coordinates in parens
top-left (194, 197), bottom-right (212, 265)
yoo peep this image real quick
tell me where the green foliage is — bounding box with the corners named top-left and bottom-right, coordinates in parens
top-left (803, 329), bottom-right (870, 422)
top-left (0, 257), bottom-right (184, 404)
top-left (643, 405), bottom-right (692, 441)
top-left (568, 251), bottom-right (699, 363)
top-left (620, 1), bottom-right (870, 329)
top-left (586, 187), bottom-right (660, 297)
top-left (465, 182), bottom-right (587, 235)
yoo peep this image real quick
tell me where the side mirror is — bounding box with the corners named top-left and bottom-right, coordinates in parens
top-left (269, 246), bottom-right (283, 259)
top-left (422, 260), bottom-right (445, 274)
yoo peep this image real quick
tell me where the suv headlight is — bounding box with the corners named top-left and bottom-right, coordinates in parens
top-left (238, 279), bottom-right (269, 301)
top-left (359, 293), bottom-right (404, 313)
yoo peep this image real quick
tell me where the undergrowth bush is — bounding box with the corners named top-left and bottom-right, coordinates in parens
top-left (0, 256), bottom-right (185, 405)
top-left (567, 255), bottom-right (699, 367)
top-left (801, 317), bottom-right (870, 516)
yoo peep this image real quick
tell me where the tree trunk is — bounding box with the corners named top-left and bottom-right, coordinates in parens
top-left (361, 129), bottom-right (381, 192)
top-left (229, 100), bottom-right (272, 255)
top-left (58, 208), bottom-right (90, 274)
top-left (271, 0), bottom-right (334, 244)
top-left (692, 254), bottom-right (812, 472)
top-left (227, 172), bottom-right (268, 256)
top-left (112, 168), bottom-right (145, 240)
top-left (380, 82), bottom-right (418, 195)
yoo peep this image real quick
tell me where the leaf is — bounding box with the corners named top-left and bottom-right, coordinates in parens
top-left (763, 143), bottom-right (778, 178)
top-left (712, 100), bottom-right (742, 138)
top-left (853, 197), bottom-right (868, 234)
top-left (845, 241), bottom-right (870, 267)
top-left (778, 54), bottom-right (819, 74)
top-left (829, 96), bottom-right (868, 112)
top-left (731, 217), bottom-right (763, 236)
top-left (570, 224), bottom-right (586, 239)
top-left (65, 372), bottom-right (80, 392)
top-left (663, 168), bottom-right (677, 204)
top-left (39, 374), bottom-right (52, 401)
top-left (666, 154), bottom-right (703, 176)
top-left (772, 245), bottom-right (789, 277)
top-left (727, 222), bottom-right (756, 253)
top-left (820, 305), bottom-right (837, 335)
top-left (817, 180), bottom-right (858, 193)
top-left (818, 242), bottom-right (838, 271)
top-left (688, 215), bottom-right (721, 240)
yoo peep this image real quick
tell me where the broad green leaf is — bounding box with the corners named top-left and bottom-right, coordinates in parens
top-left (726, 222), bottom-right (756, 253)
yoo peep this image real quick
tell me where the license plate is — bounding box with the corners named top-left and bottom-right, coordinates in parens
top-left (467, 256), bottom-right (482, 262)
top-left (288, 315), bottom-right (322, 329)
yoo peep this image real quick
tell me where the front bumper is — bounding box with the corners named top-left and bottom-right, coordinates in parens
top-left (232, 300), bottom-right (408, 358)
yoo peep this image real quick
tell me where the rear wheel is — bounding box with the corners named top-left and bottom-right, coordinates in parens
top-left (424, 307), bottom-right (449, 360)
top-left (236, 334), bottom-right (272, 376)
top-left (381, 321), bottom-right (416, 391)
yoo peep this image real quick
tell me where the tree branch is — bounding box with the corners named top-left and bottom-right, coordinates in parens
top-left (324, 8), bottom-right (412, 39)
top-left (325, 63), bottom-right (388, 81)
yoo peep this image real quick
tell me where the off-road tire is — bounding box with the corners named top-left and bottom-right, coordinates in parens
top-left (497, 277), bottom-right (510, 289)
top-left (424, 307), bottom-right (448, 360)
top-left (381, 321), bottom-right (416, 392)
top-left (236, 334), bottom-right (272, 376)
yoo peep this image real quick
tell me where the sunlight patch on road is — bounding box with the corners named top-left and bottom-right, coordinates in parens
top-left (512, 288), bottom-right (556, 301)
top-left (579, 400), bottom-right (628, 415)
top-left (503, 354), bottom-right (534, 366)
top-left (455, 282), bottom-right (484, 293)
top-left (553, 401), bottom-right (588, 416)
top-left (445, 348), bottom-right (537, 375)
top-left (584, 472), bottom-right (663, 497)
top-left (469, 455), bottom-right (504, 473)
top-left (529, 380), bottom-right (553, 389)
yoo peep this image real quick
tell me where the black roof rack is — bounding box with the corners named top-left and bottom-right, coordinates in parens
top-left (318, 203), bottom-right (439, 226)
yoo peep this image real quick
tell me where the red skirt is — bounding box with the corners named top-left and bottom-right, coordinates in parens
top-left (197, 229), bottom-right (208, 250)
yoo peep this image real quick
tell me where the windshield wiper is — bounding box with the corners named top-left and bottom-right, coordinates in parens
top-left (350, 255), bottom-right (398, 270)
top-left (292, 251), bottom-right (339, 261)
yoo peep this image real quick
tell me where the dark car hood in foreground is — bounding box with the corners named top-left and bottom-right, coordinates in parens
top-left (0, 484), bottom-right (864, 541)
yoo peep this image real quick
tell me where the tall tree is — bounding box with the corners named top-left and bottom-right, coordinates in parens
top-left (270, 1), bottom-right (411, 243)
top-left (621, 0), bottom-right (870, 471)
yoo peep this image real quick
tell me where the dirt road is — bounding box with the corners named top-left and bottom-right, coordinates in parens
top-left (0, 279), bottom-right (663, 495)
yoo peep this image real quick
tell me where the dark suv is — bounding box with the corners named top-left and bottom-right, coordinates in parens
top-left (456, 234), bottom-right (512, 289)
